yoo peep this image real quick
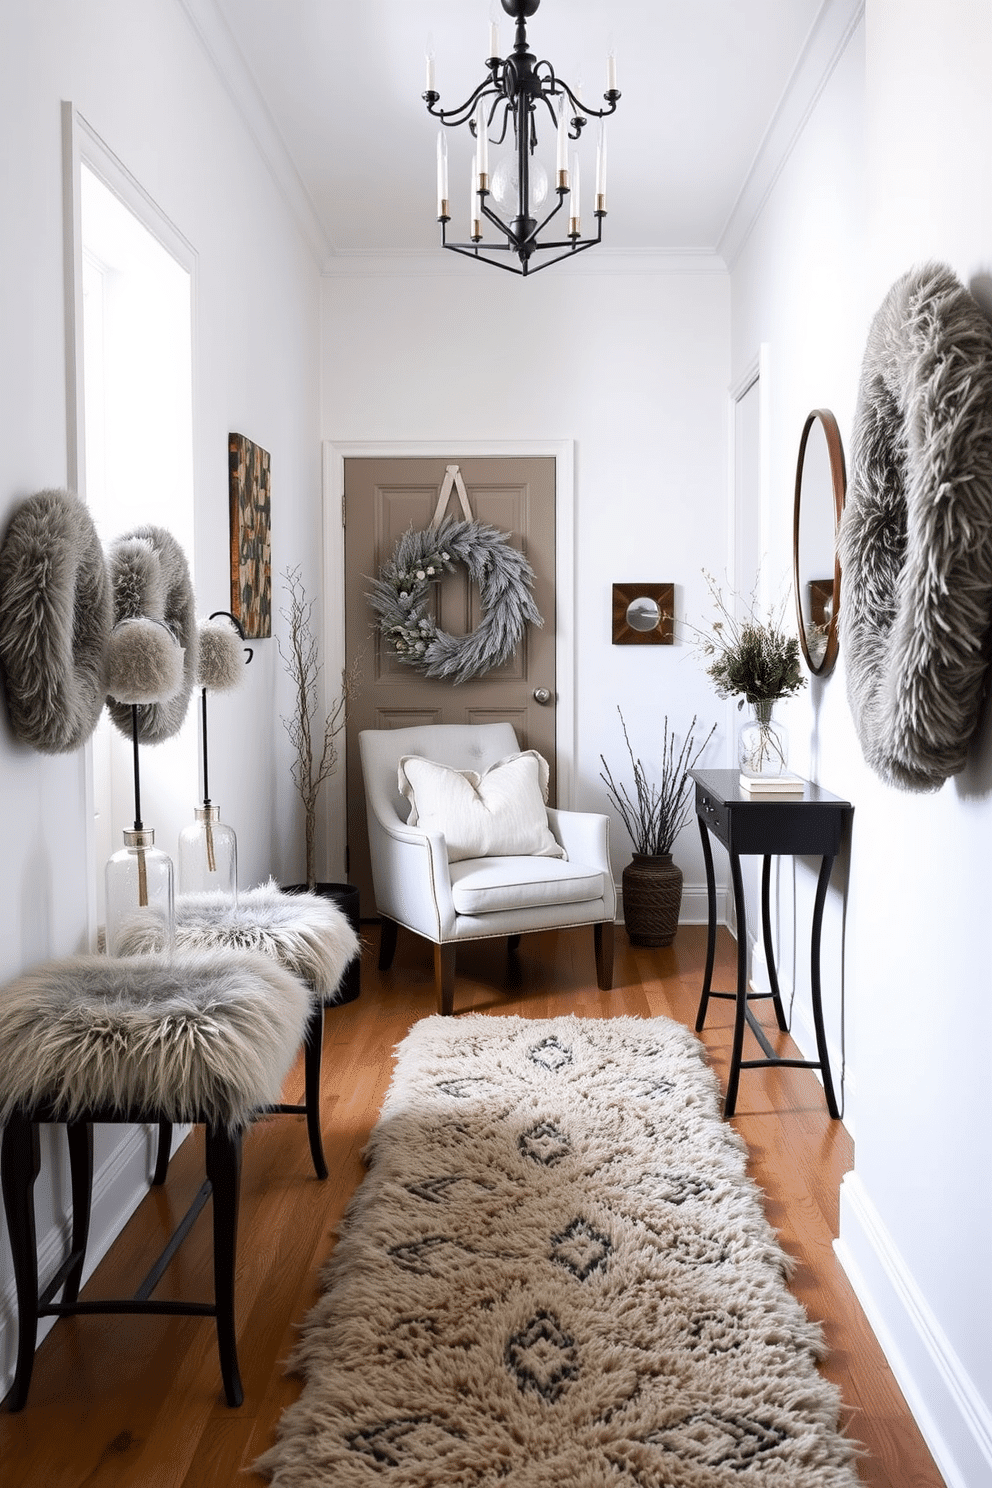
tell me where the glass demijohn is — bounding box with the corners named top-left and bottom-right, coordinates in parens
top-left (105, 827), bottom-right (175, 956)
top-left (178, 803), bottom-right (238, 903)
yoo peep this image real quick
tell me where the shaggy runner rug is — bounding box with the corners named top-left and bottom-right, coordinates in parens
top-left (257, 1014), bottom-right (860, 1487)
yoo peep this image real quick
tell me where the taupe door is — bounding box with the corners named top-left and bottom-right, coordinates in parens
top-left (344, 456), bottom-right (557, 917)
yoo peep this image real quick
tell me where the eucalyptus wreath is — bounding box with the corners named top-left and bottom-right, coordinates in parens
top-left (366, 519), bottom-right (543, 685)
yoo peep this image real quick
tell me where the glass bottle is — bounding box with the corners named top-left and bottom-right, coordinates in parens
top-left (105, 828), bottom-right (175, 956)
top-left (738, 700), bottom-right (789, 779)
top-left (178, 804), bottom-right (238, 904)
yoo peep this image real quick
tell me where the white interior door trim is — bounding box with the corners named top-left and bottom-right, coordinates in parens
top-left (322, 439), bottom-right (576, 875)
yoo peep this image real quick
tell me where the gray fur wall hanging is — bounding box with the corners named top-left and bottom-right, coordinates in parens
top-left (107, 525), bottom-right (199, 743)
top-left (838, 261), bottom-right (992, 791)
top-left (0, 489), bottom-right (112, 753)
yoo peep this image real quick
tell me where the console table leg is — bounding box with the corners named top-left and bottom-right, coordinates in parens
top-left (811, 854), bottom-right (840, 1118)
top-left (724, 851), bottom-right (750, 1118)
top-left (761, 855), bottom-right (789, 1031)
top-left (1, 1113), bottom-right (41, 1411)
top-left (694, 818), bottom-right (718, 1033)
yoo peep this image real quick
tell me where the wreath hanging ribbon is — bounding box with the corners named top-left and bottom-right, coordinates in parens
top-left (366, 465), bottom-right (544, 685)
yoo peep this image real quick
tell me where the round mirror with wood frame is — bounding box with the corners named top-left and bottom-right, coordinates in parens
top-left (793, 408), bottom-right (846, 677)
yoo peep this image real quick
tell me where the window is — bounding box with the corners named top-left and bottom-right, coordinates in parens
top-left (69, 119), bottom-right (197, 933)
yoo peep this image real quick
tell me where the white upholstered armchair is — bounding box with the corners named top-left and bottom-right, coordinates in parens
top-left (359, 722), bottom-right (616, 1015)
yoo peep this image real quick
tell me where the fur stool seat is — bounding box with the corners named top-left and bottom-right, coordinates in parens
top-left (0, 949), bottom-right (310, 1412)
top-left (114, 880), bottom-right (361, 1182)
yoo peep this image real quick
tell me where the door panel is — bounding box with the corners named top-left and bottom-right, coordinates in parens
top-left (344, 457), bottom-right (556, 917)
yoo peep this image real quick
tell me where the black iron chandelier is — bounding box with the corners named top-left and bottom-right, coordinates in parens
top-left (423, 0), bottom-right (620, 277)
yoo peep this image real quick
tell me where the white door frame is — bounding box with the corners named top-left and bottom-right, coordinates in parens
top-left (322, 439), bottom-right (576, 880)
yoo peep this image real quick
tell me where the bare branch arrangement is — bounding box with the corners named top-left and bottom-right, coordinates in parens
top-left (600, 708), bottom-right (716, 857)
top-left (278, 565), bottom-right (360, 890)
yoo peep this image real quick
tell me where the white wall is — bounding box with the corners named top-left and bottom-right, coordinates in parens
top-left (0, 0), bottom-right (323, 1396)
top-left (321, 259), bottom-right (733, 909)
top-left (732, 6), bottom-right (992, 1483)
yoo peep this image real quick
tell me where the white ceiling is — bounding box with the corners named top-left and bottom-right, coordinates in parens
top-left (196, 0), bottom-right (858, 266)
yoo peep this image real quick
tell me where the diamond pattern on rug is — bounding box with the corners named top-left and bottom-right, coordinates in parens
top-left (346, 1415), bottom-right (466, 1467)
top-left (550, 1217), bottom-right (612, 1280)
top-left (405, 1174), bottom-right (478, 1204)
top-left (655, 1172), bottom-right (715, 1205)
top-left (518, 1119), bottom-right (572, 1165)
top-left (435, 1075), bottom-right (501, 1099)
top-left (505, 1311), bottom-right (579, 1400)
top-left (643, 1409), bottom-right (790, 1468)
top-left (527, 1034), bottom-right (573, 1071)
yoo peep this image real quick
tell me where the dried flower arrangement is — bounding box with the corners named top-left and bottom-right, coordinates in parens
top-left (694, 570), bottom-right (806, 709)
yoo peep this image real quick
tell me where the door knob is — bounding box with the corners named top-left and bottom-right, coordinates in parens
top-left (533, 687), bottom-right (553, 705)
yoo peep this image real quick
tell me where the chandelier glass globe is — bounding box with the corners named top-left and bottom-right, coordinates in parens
top-left (489, 154), bottom-right (549, 213)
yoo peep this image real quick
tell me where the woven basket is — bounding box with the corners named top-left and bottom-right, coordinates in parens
top-left (621, 853), bottom-right (684, 947)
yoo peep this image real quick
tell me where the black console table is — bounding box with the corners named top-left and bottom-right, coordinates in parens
top-left (690, 768), bottom-right (852, 1119)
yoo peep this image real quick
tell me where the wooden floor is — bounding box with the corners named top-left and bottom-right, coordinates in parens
top-left (0, 923), bottom-right (946, 1487)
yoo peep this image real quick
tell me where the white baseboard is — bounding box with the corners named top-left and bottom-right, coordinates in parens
top-left (0, 1121), bottom-right (189, 1398)
top-left (616, 882), bottom-right (729, 927)
top-left (836, 1171), bottom-right (992, 1488)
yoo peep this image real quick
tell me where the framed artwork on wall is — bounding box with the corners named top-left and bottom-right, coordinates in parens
top-left (612, 582), bottom-right (674, 645)
top-left (229, 432), bottom-right (272, 639)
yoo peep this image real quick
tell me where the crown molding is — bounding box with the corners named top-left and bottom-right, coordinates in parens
top-left (175, 0), bottom-right (335, 270)
top-left (320, 247), bottom-right (728, 280)
top-left (718, 0), bottom-right (865, 269)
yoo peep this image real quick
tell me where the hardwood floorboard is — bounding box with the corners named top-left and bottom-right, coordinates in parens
top-left (0, 922), bottom-right (946, 1486)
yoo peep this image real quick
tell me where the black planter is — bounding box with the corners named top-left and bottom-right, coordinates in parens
top-left (284, 880), bottom-right (361, 1004)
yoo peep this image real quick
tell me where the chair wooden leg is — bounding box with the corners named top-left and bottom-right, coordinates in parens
top-left (302, 1000), bottom-right (328, 1180)
top-left (594, 920), bottom-right (615, 991)
top-left (435, 944), bottom-right (456, 1016)
top-left (63, 1121), bottom-right (94, 1305)
top-left (378, 916), bottom-right (398, 971)
top-left (204, 1124), bottom-right (244, 1408)
top-left (507, 934), bottom-right (522, 951)
top-left (2, 1112), bottom-right (42, 1411)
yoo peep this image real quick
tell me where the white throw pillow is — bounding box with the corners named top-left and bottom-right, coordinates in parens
top-left (398, 751), bottom-right (566, 863)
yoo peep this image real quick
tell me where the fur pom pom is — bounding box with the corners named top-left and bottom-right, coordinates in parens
top-left (106, 525), bottom-right (199, 743)
top-left (198, 618), bottom-right (245, 691)
top-left (106, 618), bottom-right (184, 705)
top-left (0, 488), bottom-right (112, 752)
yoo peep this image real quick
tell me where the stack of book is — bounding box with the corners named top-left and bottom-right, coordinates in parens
top-left (739, 772), bottom-right (805, 795)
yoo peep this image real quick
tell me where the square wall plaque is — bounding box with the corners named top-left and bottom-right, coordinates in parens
top-left (612, 582), bottom-right (674, 645)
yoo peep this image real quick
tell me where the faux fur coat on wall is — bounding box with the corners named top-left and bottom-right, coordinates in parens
top-left (838, 262), bottom-right (992, 791)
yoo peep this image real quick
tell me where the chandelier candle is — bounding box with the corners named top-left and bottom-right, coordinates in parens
top-left (595, 120), bottom-right (607, 212)
top-left (423, 0), bottom-right (621, 276)
top-left (556, 93), bottom-right (568, 188)
top-left (436, 130), bottom-right (448, 219)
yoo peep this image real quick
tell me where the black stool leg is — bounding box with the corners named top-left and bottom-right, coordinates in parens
top-left (152, 1121), bottom-right (173, 1186)
top-left (62, 1121), bottom-right (94, 1305)
top-left (204, 1124), bottom-right (244, 1408)
top-left (302, 1002), bottom-right (328, 1180)
top-left (2, 1112), bottom-right (42, 1411)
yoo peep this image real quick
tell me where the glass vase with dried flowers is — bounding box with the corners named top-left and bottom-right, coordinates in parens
top-left (693, 571), bottom-right (806, 778)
